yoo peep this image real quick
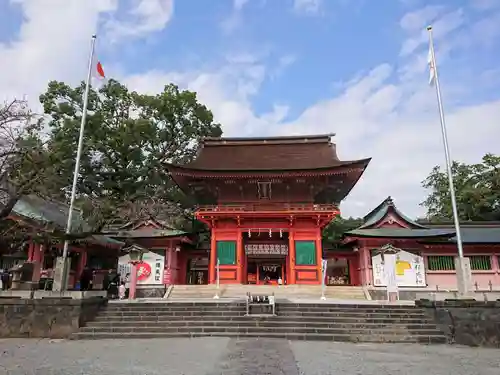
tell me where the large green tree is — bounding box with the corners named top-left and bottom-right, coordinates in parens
top-left (421, 153), bottom-right (500, 221)
top-left (40, 79), bottom-right (222, 230)
top-left (322, 216), bottom-right (363, 246)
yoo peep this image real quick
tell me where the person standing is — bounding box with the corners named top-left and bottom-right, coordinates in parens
top-left (1, 269), bottom-right (10, 291)
top-left (79, 267), bottom-right (92, 291)
top-left (103, 269), bottom-right (112, 296)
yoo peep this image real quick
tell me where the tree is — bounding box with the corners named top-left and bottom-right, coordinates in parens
top-left (0, 99), bottom-right (67, 253)
top-left (421, 154), bottom-right (500, 221)
top-left (322, 216), bottom-right (363, 246)
top-left (0, 99), bottom-right (56, 220)
top-left (39, 79), bottom-right (222, 231)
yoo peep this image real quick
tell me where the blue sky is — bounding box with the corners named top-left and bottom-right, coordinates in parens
top-left (1, 0), bottom-right (500, 218)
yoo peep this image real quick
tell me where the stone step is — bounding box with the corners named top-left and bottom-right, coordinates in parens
top-left (106, 302), bottom-right (414, 310)
top-left (93, 314), bottom-right (432, 324)
top-left (78, 325), bottom-right (443, 336)
top-left (107, 302), bottom-right (244, 308)
top-left (169, 285), bottom-right (367, 300)
top-left (71, 331), bottom-right (447, 344)
top-left (104, 304), bottom-right (422, 311)
top-left (97, 309), bottom-right (427, 317)
top-left (86, 320), bottom-right (439, 330)
top-left (105, 306), bottom-right (247, 312)
top-left (275, 306), bottom-right (421, 311)
top-left (95, 312), bottom-right (427, 321)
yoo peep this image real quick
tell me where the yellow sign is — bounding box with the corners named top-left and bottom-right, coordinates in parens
top-left (395, 260), bottom-right (411, 276)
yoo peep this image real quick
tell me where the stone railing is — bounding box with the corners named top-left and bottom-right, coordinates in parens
top-left (416, 299), bottom-right (500, 348)
top-left (0, 295), bottom-right (107, 338)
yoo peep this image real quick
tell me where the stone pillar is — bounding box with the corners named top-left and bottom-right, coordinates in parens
top-left (52, 257), bottom-right (71, 292)
top-left (455, 256), bottom-right (473, 296)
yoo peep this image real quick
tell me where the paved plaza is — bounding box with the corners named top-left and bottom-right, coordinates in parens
top-left (1, 338), bottom-right (498, 375)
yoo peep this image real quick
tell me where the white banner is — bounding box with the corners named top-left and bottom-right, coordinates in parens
top-left (372, 249), bottom-right (426, 287)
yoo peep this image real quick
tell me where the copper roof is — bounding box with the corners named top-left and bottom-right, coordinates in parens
top-left (167, 134), bottom-right (369, 171)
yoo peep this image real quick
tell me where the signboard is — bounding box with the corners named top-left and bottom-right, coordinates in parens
top-left (372, 248), bottom-right (426, 287)
top-left (384, 253), bottom-right (398, 293)
top-left (321, 259), bottom-right (327, 286)
top-left (245, 244), bottom-right (288, 256)
top-left (118, 250), bottom-right (165, 285)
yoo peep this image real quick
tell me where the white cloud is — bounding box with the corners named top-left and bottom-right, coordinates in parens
top-left (293, 0), bottom-right (323, 15)
top-left (233, 0), bottom-right (250, 11)
top-left (1, 0), bottom-right (499, 221)
top-left (105, 0), bottom-right (174, 42)
top-left (0, 0), bottom-right (118, 106)
top-left (399, 5), bottom-right (444, 31)
top-left (220, 0), bottom-right (251, 33)
top-left (470, 0), bottom-right (500, 11)
top-left (400, 8), bottom-right (465, 56)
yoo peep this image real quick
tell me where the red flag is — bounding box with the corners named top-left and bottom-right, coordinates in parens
top-left (96, 61), bottom-right (105, 79)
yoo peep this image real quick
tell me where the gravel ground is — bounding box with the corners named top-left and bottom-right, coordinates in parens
top-left (0, 338), bottom-right (498, 375)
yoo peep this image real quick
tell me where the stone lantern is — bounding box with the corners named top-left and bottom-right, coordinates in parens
top-left (125, 244), bottom-right (145, 264)
top-left (122, 244), bottom-right (147, 300)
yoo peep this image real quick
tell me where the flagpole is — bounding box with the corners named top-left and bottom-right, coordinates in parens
top-left (60, 35), bottom-right (97, 291)
top-left (427, 26), bottom-right (467, 295)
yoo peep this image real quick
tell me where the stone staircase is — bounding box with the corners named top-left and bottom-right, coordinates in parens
top-left (72, 302), bottom-right (447, 344)
top-left (167, 285), bottom-right (221, 299)
top-left (168, 284), bottom-right (366, 300)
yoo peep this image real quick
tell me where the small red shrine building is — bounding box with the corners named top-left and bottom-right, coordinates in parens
top-left (343, 197), bottom-right (500, 290)
top-left (165, 134), bottom-right (371, 285)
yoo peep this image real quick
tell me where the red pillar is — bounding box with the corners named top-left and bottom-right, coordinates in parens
top-left (31, 243), bottom-right (43, 283)
top-left (171, 244), bottom-right (179, 283)
top-left (27, 241), bottom-right (35, 261)
top-left (315, 229), bottom-right (323, 284)
top-left (164, 240), bottom-right (174, 285)
top-left (209, 229), bottom-right (216, 284)
top-left (288, 230), bottom-right (296, 284)
top-left (128, 263), bottom-right (138, 299)
top-left (236, 229), bottom-right (244, 283)
top-left (76, 250), bottom-right (87, 285)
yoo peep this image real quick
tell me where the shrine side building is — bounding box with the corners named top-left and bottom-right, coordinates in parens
top-left (166, 134), bottom-right (370, 285)
top-left (343, 197), bottom-right (500, 291)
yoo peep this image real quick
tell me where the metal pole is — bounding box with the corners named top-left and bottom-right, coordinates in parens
top-left (60, 35), bottom-right (97, 291)
top-left (427, 26), bottom-right (467, 294)
top-left (213, 258), bottom-right (220, 299)
top-left (320, 259), bottom-right (326, 300)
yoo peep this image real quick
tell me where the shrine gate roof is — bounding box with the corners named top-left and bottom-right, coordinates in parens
top-left (166, 134), bottom-right (370, 172)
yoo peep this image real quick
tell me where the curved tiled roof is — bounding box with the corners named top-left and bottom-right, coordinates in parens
top-left (166, 134), bottom-right (370, 171)
top-left (359, 196), bottom-right (427, 229)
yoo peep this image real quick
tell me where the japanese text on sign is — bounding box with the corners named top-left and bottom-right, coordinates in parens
top-left (245, 244), bottom-right (288, 256)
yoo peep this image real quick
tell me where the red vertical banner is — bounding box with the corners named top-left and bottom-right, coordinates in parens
top-left (163, 268), bottom-right (172, 285)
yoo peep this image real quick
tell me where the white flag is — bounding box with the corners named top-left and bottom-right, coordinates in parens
top-left (427, 46), bottom-right (436, 86)
top-left (91, 55), bottom-right (107, 87)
